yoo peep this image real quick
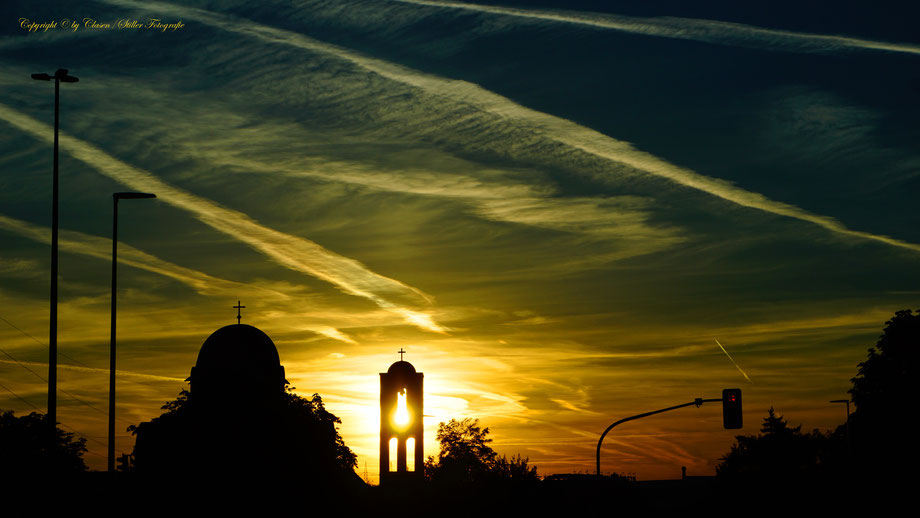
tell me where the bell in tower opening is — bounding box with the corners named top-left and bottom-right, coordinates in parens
top-left (380, 349), bottom-right (423, 485)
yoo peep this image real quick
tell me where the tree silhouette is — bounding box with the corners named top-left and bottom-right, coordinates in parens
top-left (124, 385), bottom-right (357, 483)
top-left (847, 308), bottom-right (919, 476)
top-left (0, 410), bottom-right (87, 474)
top-left (718, 310), bottom-right (919, 498)
top-left (717, 407), bottom-right (833, 482)
top-left (492, 453), bottom-right (540, 482)
top-left (425, 418), bottom-right (538, 485)
top-left (850, 309), bottom-right (918, 416)
top-left (278, 387), bottom-right (357, 473)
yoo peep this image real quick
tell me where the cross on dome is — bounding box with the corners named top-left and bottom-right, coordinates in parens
top-left (234, 300), bottom-right (245, 324)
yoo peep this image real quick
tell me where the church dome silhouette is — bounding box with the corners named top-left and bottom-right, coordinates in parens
top-left (387, 360), bottom-right (416, 376)
top-left (189, 323), bottom-right (286, 408)
top-left (196, 324), bottom-right (281, 371)
top-left (133, 320), bottom-right (363, 485)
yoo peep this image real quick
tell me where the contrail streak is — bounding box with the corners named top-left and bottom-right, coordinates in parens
top-left (0, 104), bottom-right (445, 333)
top-left (0, 358), bottom-right (185, 383)
top-left (0, 213), bottom-right (286, 300)
top-left (96, 0), bottom-right (920, 256)
top-left (715, 339), bottom-right (753, 384)
top-left (396, 0), bottom-right (920, 57)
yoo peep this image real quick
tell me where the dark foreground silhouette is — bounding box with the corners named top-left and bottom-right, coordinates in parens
top-left (0, 410), bottom-right (87, 474)
top-left (3, 310), bottom-right (916, 511)
top-left (122, 387), bottom-right (360, 485)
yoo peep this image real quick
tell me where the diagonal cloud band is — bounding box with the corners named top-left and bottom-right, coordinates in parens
top-left (0, 105), bottom-right (445, 333)
top-left (0, 213), bottom-right (286, 300)
top-left (395, 0), bottom-right (920, 57)
top-left (100, 0), bottom-right (920, 256)
top-left (0, 358), bottom-right (186, 384)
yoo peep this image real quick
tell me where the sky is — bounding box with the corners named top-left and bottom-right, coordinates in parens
top-left (2, 0), bottom-right (919, 482)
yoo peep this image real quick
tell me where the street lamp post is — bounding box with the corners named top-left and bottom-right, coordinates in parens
top-left (31, 68), bottom-right (78, 429)
top-left (830, 399), bottom-right (852, 461)
top-left (109, 192), bottom-right (156, 472)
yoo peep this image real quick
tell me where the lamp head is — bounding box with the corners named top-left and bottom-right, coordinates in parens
top-left (32, 70), bottom-right (78, 82)
top-left (113, 192), bottom-right (157, 200)
top-left (54, 69), bottom-right (78, 82)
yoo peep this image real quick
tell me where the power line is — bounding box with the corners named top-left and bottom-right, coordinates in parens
top-left (0, 312), bottom-right (176, 389)
top-left (0, 314), bottom-right (186, 463)
top-left (0, 380), bottom-right (127, 455)
top-left (0, 313), bottom-right (99, 370)
top-left (60, 421), bottom-right (127, 454)
top-left (0, 345), bottom-right (135, 426)
top-left (0, 316), bottom-right (177, 464)
top-left (0, 346), bottom-right (48, 382)
top-left (0, 314), bottom-right (43, 347)
top-left (0, 380), bottom-right (43, 412)
top-left (81, 447), bottom-right (107, 459)
top-left (0, 314), bottom-right (184, 461)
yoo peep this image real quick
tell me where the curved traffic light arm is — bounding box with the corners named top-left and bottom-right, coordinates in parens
top-left (595, 397), bottom-right (722, 476)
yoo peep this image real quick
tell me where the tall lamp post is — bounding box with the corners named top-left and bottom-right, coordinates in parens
top-left (31, 68), bottom-right (78, 428)
top-left (830, 399), bottom-right (852, 461)
top-left (109, 192), bottom-right (156, 471)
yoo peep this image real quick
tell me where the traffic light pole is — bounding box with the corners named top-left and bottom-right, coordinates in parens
top-left (595, 397), bottom-right (722, 477)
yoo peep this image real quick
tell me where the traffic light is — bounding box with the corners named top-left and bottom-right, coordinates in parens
top-left (722, 388), bottom-right (742, 429)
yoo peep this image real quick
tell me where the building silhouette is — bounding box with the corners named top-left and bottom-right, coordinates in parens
top-left (130, 320), bottom-right (359, 487)
top-left (380, 352), bottom-right (423, 485)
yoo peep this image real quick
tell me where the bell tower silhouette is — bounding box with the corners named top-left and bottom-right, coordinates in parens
top-left (380, 348), bottom-right (423, 485)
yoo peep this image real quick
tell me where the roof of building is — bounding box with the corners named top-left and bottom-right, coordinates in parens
top-left (195, 323), bottom-right (281, 373)
top-left (386, 360), bottom-right (417, 376)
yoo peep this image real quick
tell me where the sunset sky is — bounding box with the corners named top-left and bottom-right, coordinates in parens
top-left (2, 0), bottom-right (919, 482)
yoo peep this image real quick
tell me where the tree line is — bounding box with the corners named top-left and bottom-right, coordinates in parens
top-left (716, 308), bottom-right (918, 491)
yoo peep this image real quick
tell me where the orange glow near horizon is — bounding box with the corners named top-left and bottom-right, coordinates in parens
top-left (0, 295), bottom-right (891, 483)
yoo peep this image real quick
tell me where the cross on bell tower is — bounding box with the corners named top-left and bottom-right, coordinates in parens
top-left (380, 350), bottom-right (423, 486)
